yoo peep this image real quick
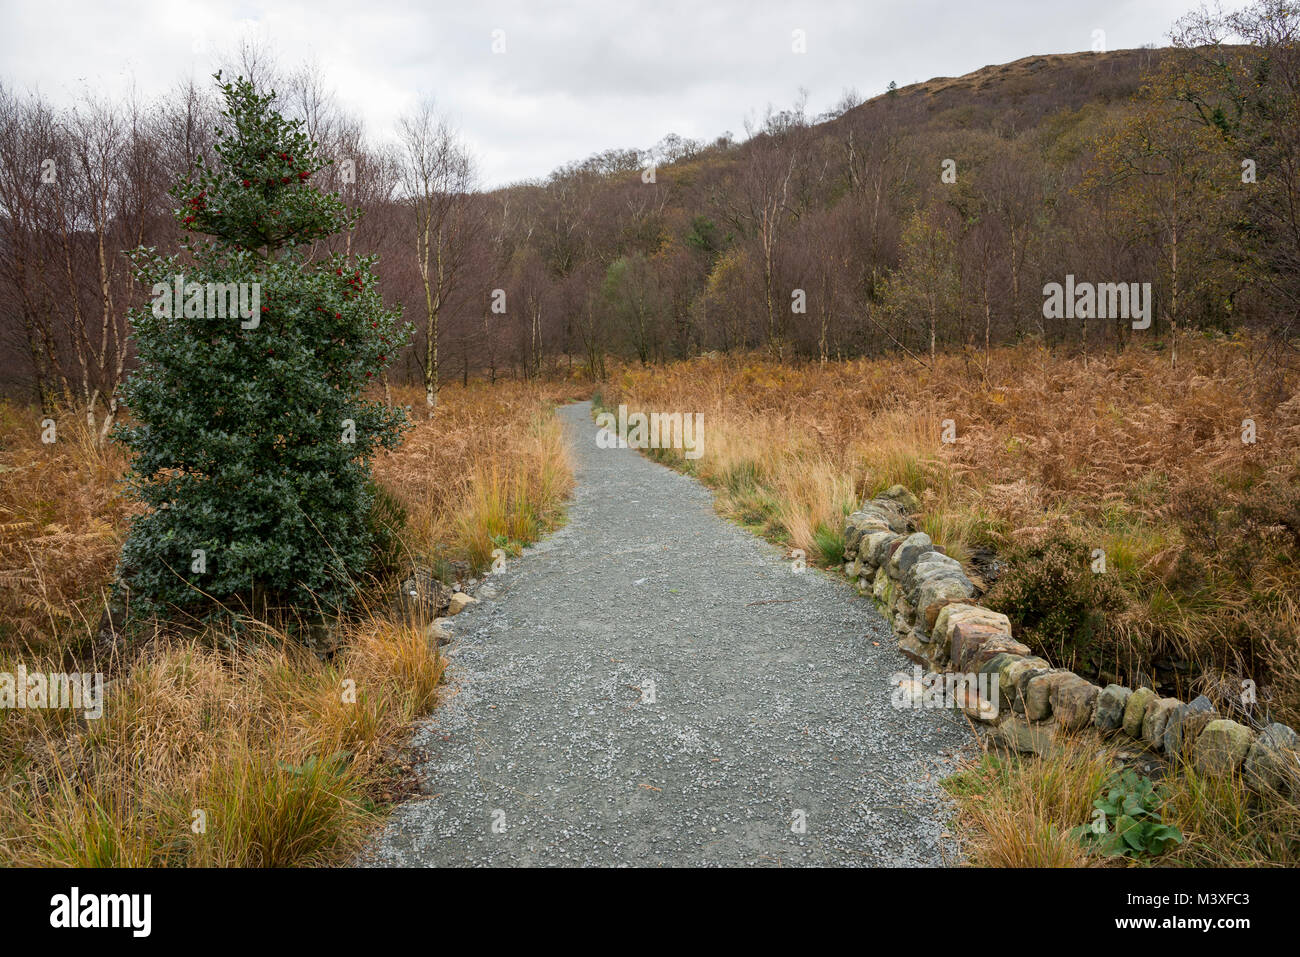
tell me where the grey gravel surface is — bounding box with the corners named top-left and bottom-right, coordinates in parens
top-left (361, 401), bottom-right (971, 867)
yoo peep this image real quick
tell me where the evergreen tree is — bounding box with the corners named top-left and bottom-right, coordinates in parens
top-left (116, 74), bottom-right (410, 619)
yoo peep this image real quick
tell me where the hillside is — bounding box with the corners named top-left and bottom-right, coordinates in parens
top-left (0, 45), bottom-right (1239, 404)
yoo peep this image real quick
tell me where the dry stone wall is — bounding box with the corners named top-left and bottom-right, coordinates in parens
top-left (843, 488), bottom-right (1300, 794)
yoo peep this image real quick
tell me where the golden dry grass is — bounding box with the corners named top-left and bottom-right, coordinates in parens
top-left (1159, 757), bottom-right (1300, 867)
top-left (603, 339), bottom-right (1296, 551)
top-left (376, 380), bottom-right (579, 572)
top-left (943, 737), bottom-right (1300, 868)
top-left (0, 618), bottom-right (443, 866)
top-left (0, 403), bottom-right (135, 658)
top-left (0, 377), bottom-right (583, 866)
top-left (942, 740), bottom-right (1110, 868)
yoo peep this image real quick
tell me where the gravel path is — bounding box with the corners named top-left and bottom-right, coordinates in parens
top-left (362, 401), bottom-right (970, 867)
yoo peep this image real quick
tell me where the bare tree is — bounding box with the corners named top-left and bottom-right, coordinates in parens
top-left (398, 101), bottom-right (478, 412)
top-left (0, 84), bottom-right (62, 406)
top-left (716, 100), bottom-right (809, 357)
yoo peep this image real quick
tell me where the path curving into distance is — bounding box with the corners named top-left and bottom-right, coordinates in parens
top-left (362, 401), bottom-right (971, 867)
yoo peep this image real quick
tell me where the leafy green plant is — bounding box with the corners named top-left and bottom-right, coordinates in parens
top-left (1071, 769), bottom-right (1184, 859)
top-left (984, 528), bottom-right (1128, 671)
top-left (115, 74), bottom-right (410, 620)
top-left (490, 533), bottom-right (523, 558)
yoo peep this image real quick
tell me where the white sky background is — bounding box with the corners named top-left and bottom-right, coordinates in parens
top-left (0, 0), bottom-right (1250, 188)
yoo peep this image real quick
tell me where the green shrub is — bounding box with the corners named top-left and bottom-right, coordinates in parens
top-left (985, 528), bottom-right (1127, 671)
top-left (115, 74), bottom-right (410, 620)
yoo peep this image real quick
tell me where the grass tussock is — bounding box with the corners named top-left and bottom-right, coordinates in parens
top-left (943, 740), bottom-right (1300, 867)
top-left (943, 740), bottom-right (1111, 868)
top-left (1, 617), bottom-right (443, 867)
top-left (0, 378), bottom-right (582, 867)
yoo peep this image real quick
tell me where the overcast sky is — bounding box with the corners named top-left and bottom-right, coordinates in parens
top-left (0, 0), bottom-right (1246, 188)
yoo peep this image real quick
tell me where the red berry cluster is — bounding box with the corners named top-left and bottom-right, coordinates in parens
top-left (332, 265), bottom-right (395, 377)
top-left (240, 151), bottom-right (312, 188)
top-left (182, 190), bottom-right (208, 225)
top-left (339, 268), bottom-right (366, 299)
